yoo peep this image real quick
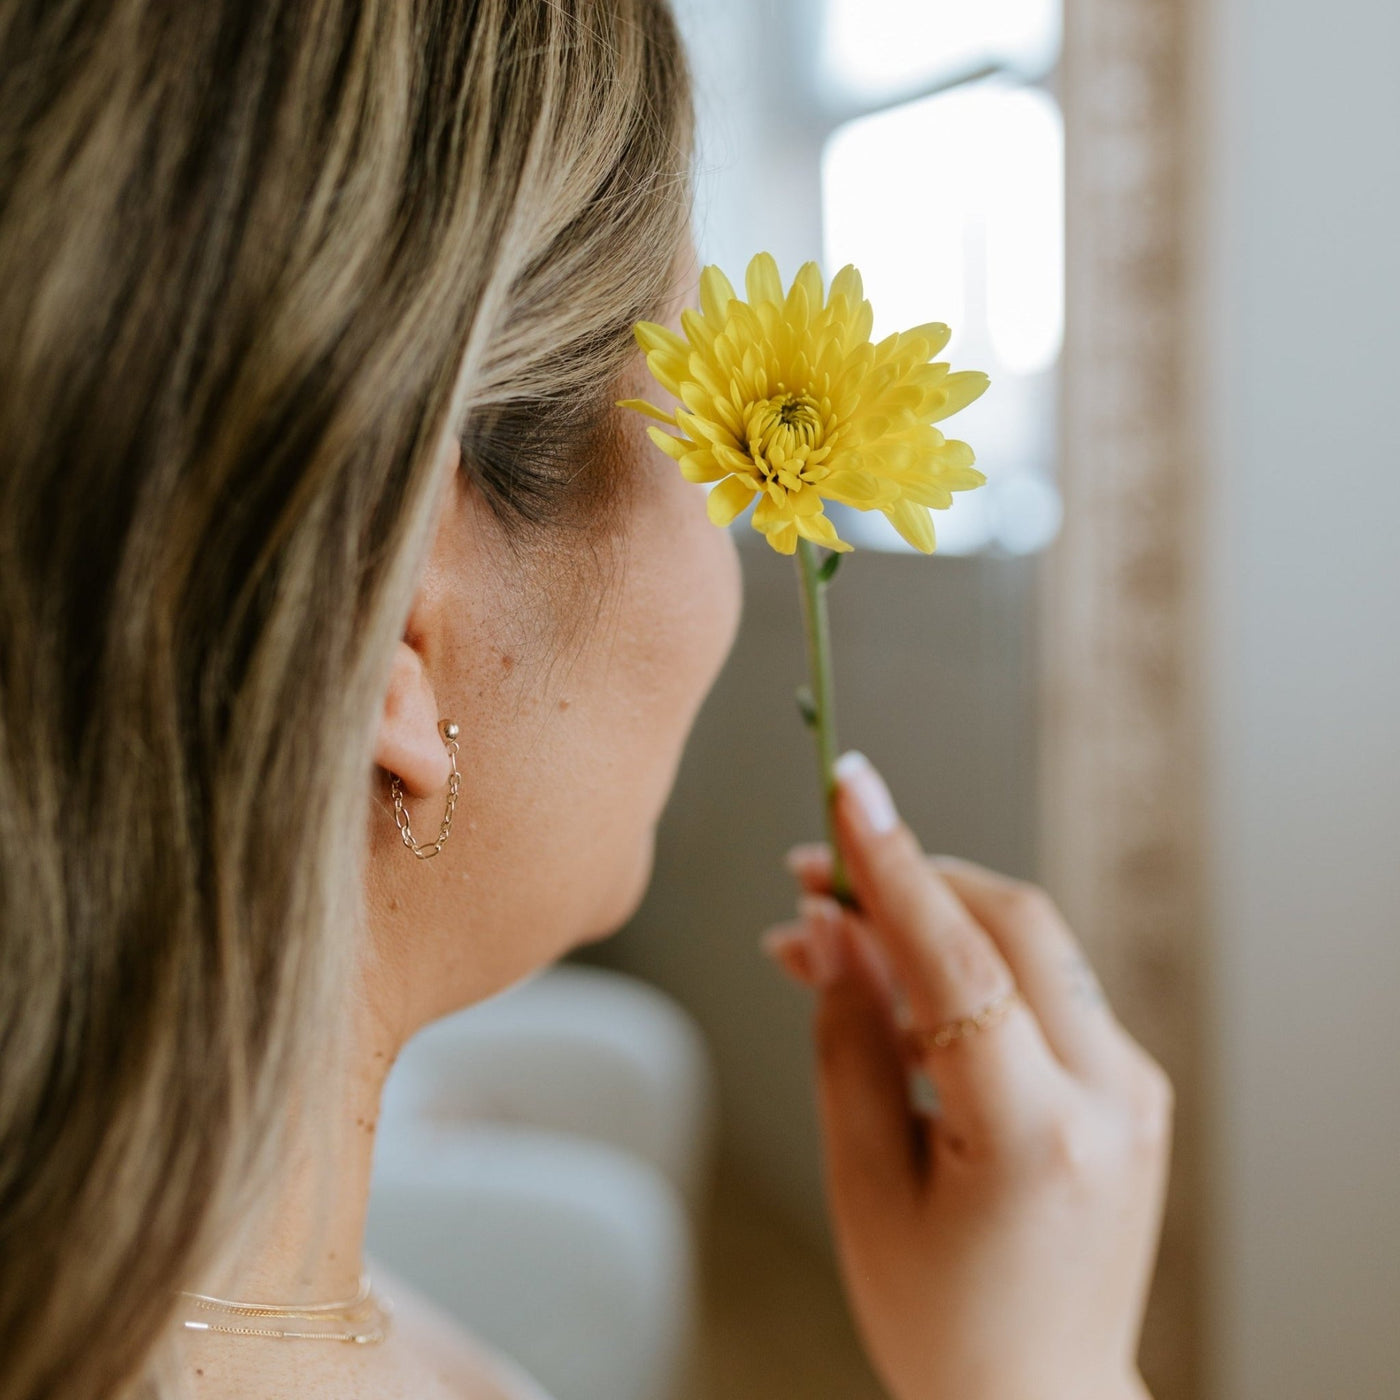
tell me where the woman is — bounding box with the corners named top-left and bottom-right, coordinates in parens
top-left (0, 2), bottom-right (1172, 1398)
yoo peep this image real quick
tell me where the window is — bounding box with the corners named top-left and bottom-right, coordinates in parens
top-left (820, 0), bottom-right (1063, 554)
top-left (821, 0), bottom-right (1060, 100)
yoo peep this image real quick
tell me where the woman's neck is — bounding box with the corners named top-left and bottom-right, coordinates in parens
top-left (193, 994), bottom-right (404, 1306)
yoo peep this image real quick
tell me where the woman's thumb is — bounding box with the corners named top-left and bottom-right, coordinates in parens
top-left (808, 904), bottom-right (923, 1252)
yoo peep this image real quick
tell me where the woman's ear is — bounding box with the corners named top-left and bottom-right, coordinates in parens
top-left (374, 640), bottom-right (452, 798)
top-left (372, 433), bottom-right (462, 798)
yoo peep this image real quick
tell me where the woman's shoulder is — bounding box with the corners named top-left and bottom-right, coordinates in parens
top-left (371, 1258), bottom-right (558, 1400)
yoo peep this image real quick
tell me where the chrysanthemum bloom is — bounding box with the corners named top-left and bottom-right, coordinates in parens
top-left (619, 252), bottom-right (989, 554)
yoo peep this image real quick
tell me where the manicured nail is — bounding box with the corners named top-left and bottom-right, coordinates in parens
top-left (833, 750), bottom-right (898, 835)
top-left (799, 893), bottom-right (847, 985)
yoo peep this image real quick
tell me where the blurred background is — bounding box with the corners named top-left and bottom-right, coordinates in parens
top-left (367, 2), bottom-right (1400, 1398)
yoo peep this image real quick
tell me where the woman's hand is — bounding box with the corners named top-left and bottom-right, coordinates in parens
top-left (760, 750), bottom-right (1172, 1400)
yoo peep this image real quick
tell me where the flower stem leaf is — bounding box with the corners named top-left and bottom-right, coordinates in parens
top-left (795, 684), bottom-right (818, 728)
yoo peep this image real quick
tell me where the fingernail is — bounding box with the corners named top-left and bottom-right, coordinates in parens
top-left (833, 750), bottom-right (898, 835)
top-left (799, 893), bottom-right (847, 985)
top-left (759, 928), bottom-right (815, 985)
top-left (760, 926), bottom-right (794, 960)
top-left (784, 843), bottom-right (826, 875)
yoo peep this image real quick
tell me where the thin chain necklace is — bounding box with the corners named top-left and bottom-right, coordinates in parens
top-left (178, 1271), bottom-right (392, 1344)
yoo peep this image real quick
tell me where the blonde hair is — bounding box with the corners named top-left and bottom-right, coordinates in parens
top-left (0, 4), bottom-right (692, 1397)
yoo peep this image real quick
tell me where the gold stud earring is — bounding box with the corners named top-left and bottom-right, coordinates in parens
top-left (390, 718), bottom-right (461, 859)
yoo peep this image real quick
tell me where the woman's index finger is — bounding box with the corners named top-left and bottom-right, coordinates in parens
top-left (831, 755), bottom-right (1067, 1154)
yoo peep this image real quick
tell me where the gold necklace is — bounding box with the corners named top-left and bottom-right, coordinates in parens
top-left (178, 1271), bottom-right (392, 1344)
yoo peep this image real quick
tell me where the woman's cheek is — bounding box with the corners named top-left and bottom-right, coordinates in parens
top-left (713, 521), bottom-right (744, 670)
top-left (681, 496), bottom-right (743, 712)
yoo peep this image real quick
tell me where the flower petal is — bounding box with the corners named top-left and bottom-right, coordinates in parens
top-left (745, 251), bottom-right (785, 306)
top-left (794, 511), bottom-right (854, 552)
top-left (828, 264), bottom-right (864, 310)
top-left (713, 442), bottom-right (755, 475)
top-left (752, 489), bottom-right (792, 531)
top-left (940, 461), bottom-right (987, 492)
top-left (843, 413), bottom-right (890, 447)
top-left (679, 449), bottom-right (727, 483)
top-left (676, 408), bottom-right (741, 451)
top-left (927, 370), bottom-right (991, 422)
top-left (782, 281), bottom-right (811, 348)
top-left (884, 498), bottom-right (938, 553)
top-left (681, 307), bottom-right (718, 351)
top-left (899, 479), bottom-right (955, 510)
top-left (850, 298), bottom-right (874, 347)
top-left (700, 266), bottom-right (737, 325)
top-left (793, 261), bottom-right (825, 316)
top-left (820, 467), bottom-right (882, 504)
top-left (679, 381), bottom-right (714, 420)
top-left (634, 320), bottom-right (690, 358)
top-left (929, 438), bottom-right (978, 472)
top-left (644, 350), bottom-right (685, 397)
top-left (765, 520), bottom-right (799, 553)
top-left (706, 474), bottom-right (756, 527)
top-left (646, 426), bottom-right (693, 461)
top-left (616, 397), bottom-right (675, 424)
top-left (710, 394), bottom-right (745, 438)
top-left (904, 322), bottom-right (952, 358)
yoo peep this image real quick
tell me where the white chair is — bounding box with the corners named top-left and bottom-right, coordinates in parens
top-left (366, 962), bottom-right (716, 1400)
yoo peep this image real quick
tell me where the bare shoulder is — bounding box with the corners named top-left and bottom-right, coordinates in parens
top-left (372, 1258), bottom-right (557, 1400)
top-left (176, 1261), bottom-right (554, 1400)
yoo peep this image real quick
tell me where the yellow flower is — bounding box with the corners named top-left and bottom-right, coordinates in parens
top-left (618, 252), bottom-right (990, 554)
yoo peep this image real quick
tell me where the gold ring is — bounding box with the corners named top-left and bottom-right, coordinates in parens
top-left (903, 984), bottom-right (1023, 1053)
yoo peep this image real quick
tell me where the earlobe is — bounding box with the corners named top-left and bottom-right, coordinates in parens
top-left (373, 640), bottom-right (453, 798)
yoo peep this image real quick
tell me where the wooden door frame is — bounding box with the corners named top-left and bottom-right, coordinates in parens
top-left (1040, 3), bottom-right (1208, 1396)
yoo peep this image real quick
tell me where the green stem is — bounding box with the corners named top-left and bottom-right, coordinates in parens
top-left (794, 537), bottom-right (857, 909)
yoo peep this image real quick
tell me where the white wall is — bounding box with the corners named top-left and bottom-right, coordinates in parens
top-left (667, 0), bottom-right (831, 289)
top-left (1201, 0), bottom-right (1400, 1395)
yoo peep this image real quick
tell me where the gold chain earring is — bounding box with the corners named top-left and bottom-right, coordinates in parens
top-left (389, 719), bottom-right (460, 859)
